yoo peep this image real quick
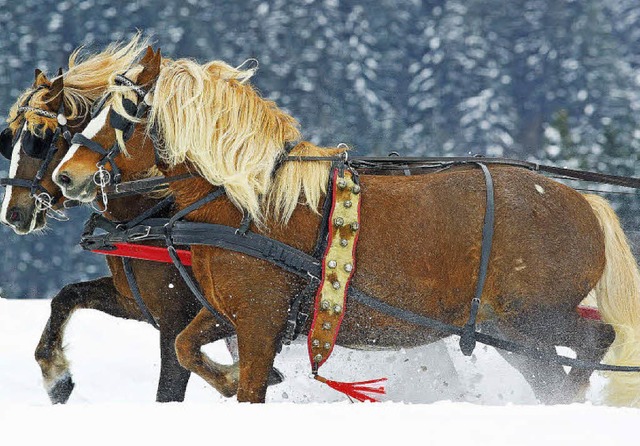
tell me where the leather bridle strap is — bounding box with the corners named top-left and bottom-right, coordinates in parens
top-left (71, 133), bottom-right (123, 184)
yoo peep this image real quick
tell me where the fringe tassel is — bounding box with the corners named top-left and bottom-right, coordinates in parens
top-left (314, 375), bottom-right (388, 402)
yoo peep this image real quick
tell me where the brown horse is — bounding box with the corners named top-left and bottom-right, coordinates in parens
top-left (53, 47), bottom-right (640, 405)
top-left (0, 39), bottom-right (249, 403)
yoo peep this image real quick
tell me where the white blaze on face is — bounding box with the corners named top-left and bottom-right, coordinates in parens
top-left (0, 123), bottom-right (26, 224)
top-left (53, 105), bottom-right (111, 182)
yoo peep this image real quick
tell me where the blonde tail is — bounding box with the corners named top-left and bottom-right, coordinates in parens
top-left (585, 194), bottom-right (640, 406)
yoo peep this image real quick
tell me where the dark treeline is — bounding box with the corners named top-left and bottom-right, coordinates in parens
top-left (1, 0), bottom-right (639, 298)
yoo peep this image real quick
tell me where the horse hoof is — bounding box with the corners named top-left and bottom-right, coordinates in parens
top-left (48, 374), bottom-right (75, 404)
top-left (267, 367), bottom-right (284, 387)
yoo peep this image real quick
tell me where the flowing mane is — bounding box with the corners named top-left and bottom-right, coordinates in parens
top-left (130, 58), bottom-right (345, 223)
top-left (7, 33), bottom-right (150, 134)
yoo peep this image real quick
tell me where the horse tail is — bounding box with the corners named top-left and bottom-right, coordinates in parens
top-left (584, 193), bottom-right (640, 406)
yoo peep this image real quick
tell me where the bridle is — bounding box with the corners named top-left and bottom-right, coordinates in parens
top-left (69, 74), bottom-right (157, 211)
top-left (0, 86), bottom-right (72, 220)
top-left (72, 74), bottom-right (154, 185)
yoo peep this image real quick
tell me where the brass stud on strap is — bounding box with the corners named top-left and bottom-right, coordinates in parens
top-left (312, 339), bottom-right (320, 347)
top-left (333, 304), bottom-right (342, 314)
top-left (324, 342), bottom-right (331, 350)
top-left (344, 200), bottom-right (352, 208)
top-left (314, 354), bottom-right (323, 362)
top-left (321, 300), bottom-right (330, 310)
top-left (322, 322), bottom-right (332, 330)
top-left (327, 260), bottom-right (337, 269)
top-left (352, 184), bottom-right (361, 194)
top-left (337, 178), bottom-right (347, 189)
top-left (340, 239), bottom-right (348, 247)
top-left (332, 281), bottom-right (340, 290)
top-left (344, 263), bottom-right (353, 273)
top-left (351, 222), bottom-right (359, 231)
top-left (334, 217), bottom-right (344, 227)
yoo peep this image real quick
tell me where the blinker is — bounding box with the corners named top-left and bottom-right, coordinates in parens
top-left (109, 98), bottom-right (140, 141)
top-left (0, 128), bottom-right (13, 160)
top-left (21, 128), bottom-right (54, 160)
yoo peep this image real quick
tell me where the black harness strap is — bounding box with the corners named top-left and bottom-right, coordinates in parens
top-left (122, 257), bottom-right (160, 330)
top-left (459, 163), bottom-right (495, 356)
top-left (163, 188), bottom-right (235, 332)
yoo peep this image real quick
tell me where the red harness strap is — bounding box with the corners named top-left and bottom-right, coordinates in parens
top-left (577, 305), bottom-right (601, 321)
top-left (92, 242), bottom-right (192, 266)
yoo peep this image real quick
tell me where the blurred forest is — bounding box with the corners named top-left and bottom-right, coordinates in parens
top-left (1, 0), bottom-right (640, 298)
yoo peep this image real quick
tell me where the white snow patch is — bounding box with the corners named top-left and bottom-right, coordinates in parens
top-left (0, 298), bottom-right (633, 445)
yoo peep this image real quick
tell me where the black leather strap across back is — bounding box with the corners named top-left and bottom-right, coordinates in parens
top-left (459, 163), bottom-right (495, 356)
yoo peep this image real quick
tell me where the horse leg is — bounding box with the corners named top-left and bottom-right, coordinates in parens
top-left (35, 276), bottom-right (145, 404)
top-left (479, 320), bottom-right (569, 404)
top-left (234, 315), bottom-right (285, 403)
top-left (174, 308), bottom-right (238, 398)
top-left (552, 314), bottom-right (615, 402)
top-left (156, 320), bottom-right (192, 403)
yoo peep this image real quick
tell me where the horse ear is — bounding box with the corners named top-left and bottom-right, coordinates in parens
top-left (44, 70), bottom-right (65, 111)
top-left (137, 47), bottom-right (162, 87)
top-left (139, 46), bottom-right (155, 65)
top-left (33, 69), bottom-right (49, 88)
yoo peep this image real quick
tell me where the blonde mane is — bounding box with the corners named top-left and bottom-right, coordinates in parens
top-left (132, 58), bottom-right (344, 223)
top-left (7, 33), bottom-right (150, 136)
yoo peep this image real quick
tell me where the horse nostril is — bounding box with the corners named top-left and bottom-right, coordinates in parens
top-left (8, 208), bottom-right (22, 224)
top-left (57, 172), bottom-right (72, 187)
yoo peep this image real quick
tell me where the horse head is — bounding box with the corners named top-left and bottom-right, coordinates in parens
top-left (0, 68), bottom-right (71, 233)
top-left (53, 47), bottom-right (162, 204)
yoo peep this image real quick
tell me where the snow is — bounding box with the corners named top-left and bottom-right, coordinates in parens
top-left (1, 298), bottom-right (638, 444)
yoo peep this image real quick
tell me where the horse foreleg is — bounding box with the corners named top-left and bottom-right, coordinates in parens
top-left (235, 318), bottom-right (284, 403)
top-left (174, 308), bottom-right (237, 398)
top-left (156, 322), bottom-right (192, 403)
top-left (35, 276), bottom-right (144, 404)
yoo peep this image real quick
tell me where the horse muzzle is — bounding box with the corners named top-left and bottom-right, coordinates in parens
top-left (54, 171), bottom-right (97, 203)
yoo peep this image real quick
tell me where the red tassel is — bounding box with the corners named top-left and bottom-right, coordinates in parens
top-left (315, 375), bottom-right (388, 402)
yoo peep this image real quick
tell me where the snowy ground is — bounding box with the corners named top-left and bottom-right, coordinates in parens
top-left (1, 297), bottom-right (638, 444)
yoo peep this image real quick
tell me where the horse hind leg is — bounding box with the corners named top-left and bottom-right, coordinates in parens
top-left (555, 314), bottom-right (614, 403)
top-left (35, 277), bottom-right (144, 404)
top-left (480, 320), bottom-right (569, 404)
